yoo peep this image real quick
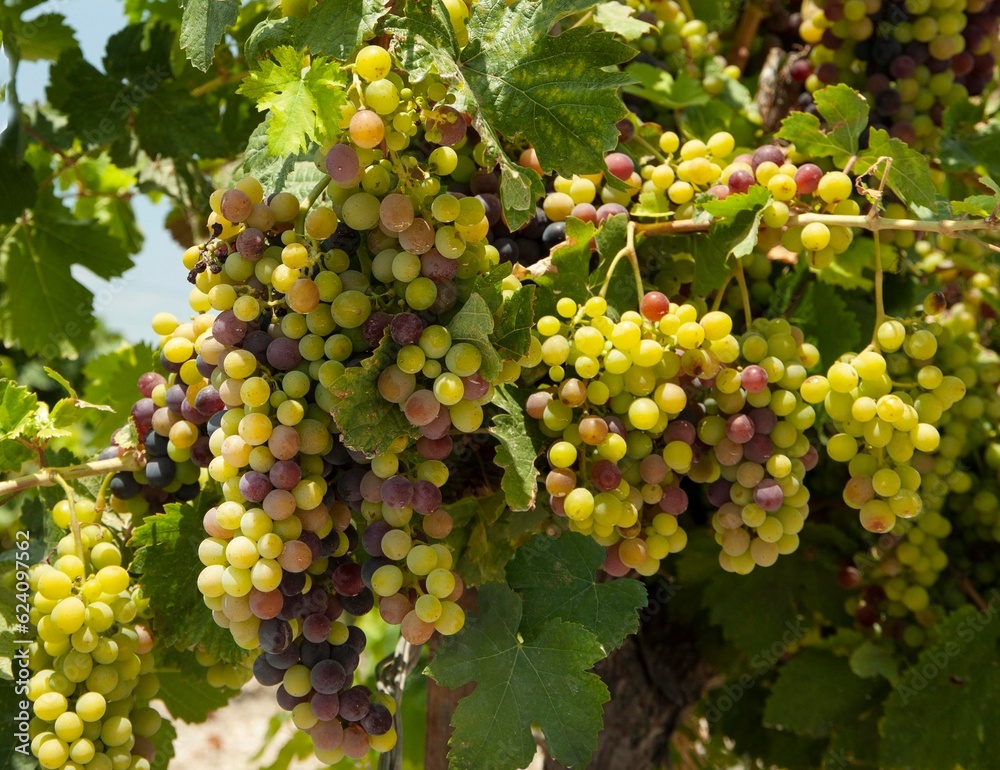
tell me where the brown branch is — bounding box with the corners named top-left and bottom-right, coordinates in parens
top-left (727, 3), bottom-right (766, 70)
top-left (0, 455), bottom-right (141, 498)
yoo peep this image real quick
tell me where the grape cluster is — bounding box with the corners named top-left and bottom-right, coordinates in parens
top-left (794, 0), bottom-right (1000, 148)
top-left (809, 314), bottom-right (966, 533)
top-left (27, 516), bottom-right (161, 770)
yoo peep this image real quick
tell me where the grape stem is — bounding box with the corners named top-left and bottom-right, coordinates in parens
top-left (599, 220), bottom-right (643, 308)
top-left (0, 455), bottom-right (140, 498)
top-left (734, 259), bottom-right (753, 330)
top-left (727, 3), bottom-right (765, 70)
top-left (711, 272), bottom-right (734, 312)
top-left (52, 474), bottom-right (85, 571)
top-left (955, 572), bottom-right (989, 613)
top-left (867, 158), bottom-right (893, 350)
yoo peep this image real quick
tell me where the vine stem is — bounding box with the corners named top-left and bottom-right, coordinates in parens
top-left (302, 177), bottom-right (331, 214)
top-left (872, 231), bottom-right (885, 350)
top-left (52, 474), bottom-right (85, 571)
top-left (734, 259), bottom-right (753, 330)
top-left (599, 220), bottom-right (643, 308)
top-left (0, 456), bottom-right (140, 498)
top-left (711, 272), bottom-right (734, 312)
top-left (727, 3), bottom-right (765, 70)
top-left (637, 213), bottom-right (1000, 237)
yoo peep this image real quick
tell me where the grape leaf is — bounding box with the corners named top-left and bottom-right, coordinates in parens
top-left (450, 490), bottom-right (545, 585)
top-left (703, 185), bottom-right (773, 260)
top-left (473, 262), bottom-right (513, 315)
top-left (0, 195), bottom-right (133, 356)
top-left (492, 285), bottom-right (535, 362)
top-left (388, 0), bottom-right (633, 227)
top-left (179, 0), bottom-right (239, 72)
top-left (81, 343), bottom-right (157, 448)
top-left (489, 385), bottom-right (544, 512)
top-left (776, 84), bottom-right (870, 167)
top-left (295, 0), bottom-right (388, 59)
top-left (507, 532), bottom-right (647, 651)
top-left (764, 649), bottom-right (884, 738)
top-left (0, 380), bottom-right (39, 441)
top-left (530, 217), bottom-right (596, 317)
top-left (789, 282), bottom-right (861, 366)
top-left (593, 2), bottom-right (654, 40)
top-left (939, 101), bottom-right (1000, 182)
top-left (624, 62), bottom-right (710, 108)
top-left (47, 48), bottom-right (129, 146)
top-left (816, 236), bottom-right (875, 291)
top-left (857, 128), bottom-right (940, 220)
top-left (245, 17), bottom-right (299, 62)
top-left (134, 81), bottom-right (231, 160)
top-left (7, 12), bottom-right (76, 62)
top-left (879, 605), bottom-right (1000, 770)
top-left (951, 194), bottom-right (998, 218)
top-left (130, 501), bottom-right (245, 663)
top-left (426, 582), bottom-right (609, 770)
top-left (329, 338), bottom-right (421, 456)
top-left (154, 647), bottom-right (244, 724)
top-left (447, 292), bottom-right (501, 381)
top-left (677, 526), bottom-right (854, 655)
top-left (238, 46), bottom-right (349, 156)
top-left (241, 119), bottom-right (326, 199)
top-left (0, 138), bottom-right (37, 225)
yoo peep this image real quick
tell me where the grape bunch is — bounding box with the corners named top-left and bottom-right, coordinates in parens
top-left (706, 318), bottom-right (820, 574)
top-left (809, 314), bottom-right (967, 534)
top-left (103, 314), bottom-right (225, 518)
top-left (27, 514), bottom-right (161, 770)
top-left (794, 0), bottom-right (1000, 148)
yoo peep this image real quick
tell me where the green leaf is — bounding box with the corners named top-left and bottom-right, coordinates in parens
top-left (489, 385), bottom-right (544, 512)
top-left (8, 13), bottom-right (76, 62)
top-left (447, 293), bottom-right (501, 381)
top-left (0, 140), bottom-right (38, 225)
top-left (939, 102), bottom-right (1000, 182)
top-left (451, 490), bottom-right (543, 586)
top-left (179, 0), bottom-right (239, 71)
top-left (130, 502), bottom-right (245, 663)
top-left (245, 17), bottom-right (299, 62)
top-left (134, 82), bottom-right (231, 160)
top-left (879, 606), bottom-right (1000, 770)
top-left (624, 62), bottom-right (709, 108)
top-left (951, 194), bottom-right (998, 218)
top-left (492, 285), bottom-right (535, 363)
top-left (241, 118), bottom-right (326, 198)
top-left (703, 185), bottom-right (773, 260)
top-left (530, 217), bottom-right (596, 317)
top-left (816, 235), bottom-right (875, 291)
top-left (81, 343), bottom-right (158, 448)
top-left (473, 262), bottom-right (513, 315)
top-left (506, 532), bottom-right (647, 651)
top-left (849, 640), bottom-right (900, 684)
top-left (593, 2), bottom-right (654, 40)
top-left (427, 582), bottom-right (609, 770)
top-left (389, 0), bottom-right (633, 223)
top-left (156, 648), bottom-right (238, 724)
top-left (329, 339), bottom-right (421, 457)
top-left (857, 128), bottom-right (940, 219)
top-left (776, 84), bottom-right (869, 166)
top-left (47, 48), bottom-right (128, 146)
top-left (238, 46), bottom-right (349, 156)
top-left (678, 526), bottom-right (854, 655)
top-left (0, 380), bottom-right (39, 441)
top-left (0, 194), bottom-right (133, 356)
top-left (764, 649), bottom-right (884, 738)
top-left (295, 0), bottom-right (387, 59)
top-left (689, 234), bottom-right (731, 297)
top-left (790, 282), bottom-right (862, 366)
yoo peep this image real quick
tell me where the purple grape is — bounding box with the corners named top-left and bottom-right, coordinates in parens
top-left (338, 687), bottom-right (371, 722)
top-left (751, 145), bottom-right (785, 170)
top-left (145, 457), bottom-right (175, 488)
top-left (361, 703), bottom-right (393, 735)
top-left (259, 618), bottom-right (293, 654)
top-left (754, 479), bottom-right (784, 511)
top-left (243, 330), bottom-right (272, 360)
top-left (421, 250), bottom-right (459, 282)
top-left (469, 170), bottom-right (499, 195)
top-left (303, 613), bottom-right (332, 644)
top-left (707, 479), bottom-right (732, 507)
top-left (326, 143), bottom-right (360, 184)
top-left (311, 693), bottom-right (341, 721)
top-left (330, 644), bottom-right (361, 675)
top-left (236, 228), bottom-right (266, 261)
top-left (663, 420), bottom-right (696, 445)
top-left (590, 460), bottom-right (622, 492)
top-left (240, 471), bottom-right (273, 503)
top-left (416, 435), bottom-right (452, 460)
top-left (275, 684), bottom-right (307, 711)
top-left (346, 625), bottom-right (366, 653)
top-left (362, 521), bottom-right (393, 557)
top-left (390, 313), bottom-right (424, 346)
top-left (381, 475), bottom-right (413, 508)
top-left (137, 372), bottom-right (165, 397)
top-left (741, 365), bottom-right (768, 393)
top-left (659, 486), bottom-right (688, 514)
top-left (332, 563), bottom-right (365, 597)
top-left (266, 647), bottom-right (300, 670)
top-left (419, 408), bottom-right (452, 440)
top-left (748, 407), bottom-right (777, 435)
top-left (180, 399), bottom-right (208, 425)
top-left (131, 398), bottom-right (155, 435)
top-left (266, 337), bottom-right (302, 371)
top-left (411, 480), bottom-right (442, 515)
top-left (190, 436), bottom-right (213, 467)
top-left (362, 312), bottom-right (392, 347)
top-left (727, 169), bottom-right (755, 195)
top-left (253, 656), bottom-right (284, 686)
top-left (726, 414), bottom-right (755, 444)
top-left (299, 640), bottom-right (331, 668)
top-left (279, 571), bottom-right (307, 596)
top-left (744, 434), bottom-right (774, 464)
top-left (269, 460), bottom-right (302, 491)
top-left (213, 310), bottom-right (247, 345)
top-left (339, 589), bottom-right (374, 617)
top-left (461, 372), bottom-right (490, 401)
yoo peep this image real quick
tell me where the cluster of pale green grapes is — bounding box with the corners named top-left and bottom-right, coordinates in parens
top-left (629, 0), bottom-right (742, 95)
top-left (806, 312), bottom-right (968, 533)
top-left (27, 508), bottom-right (161, 770)
top-left (707, 318), bottom-right (821, 574)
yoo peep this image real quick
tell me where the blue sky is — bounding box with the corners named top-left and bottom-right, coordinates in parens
top-left (2, 0), bottom-right (202, 345)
